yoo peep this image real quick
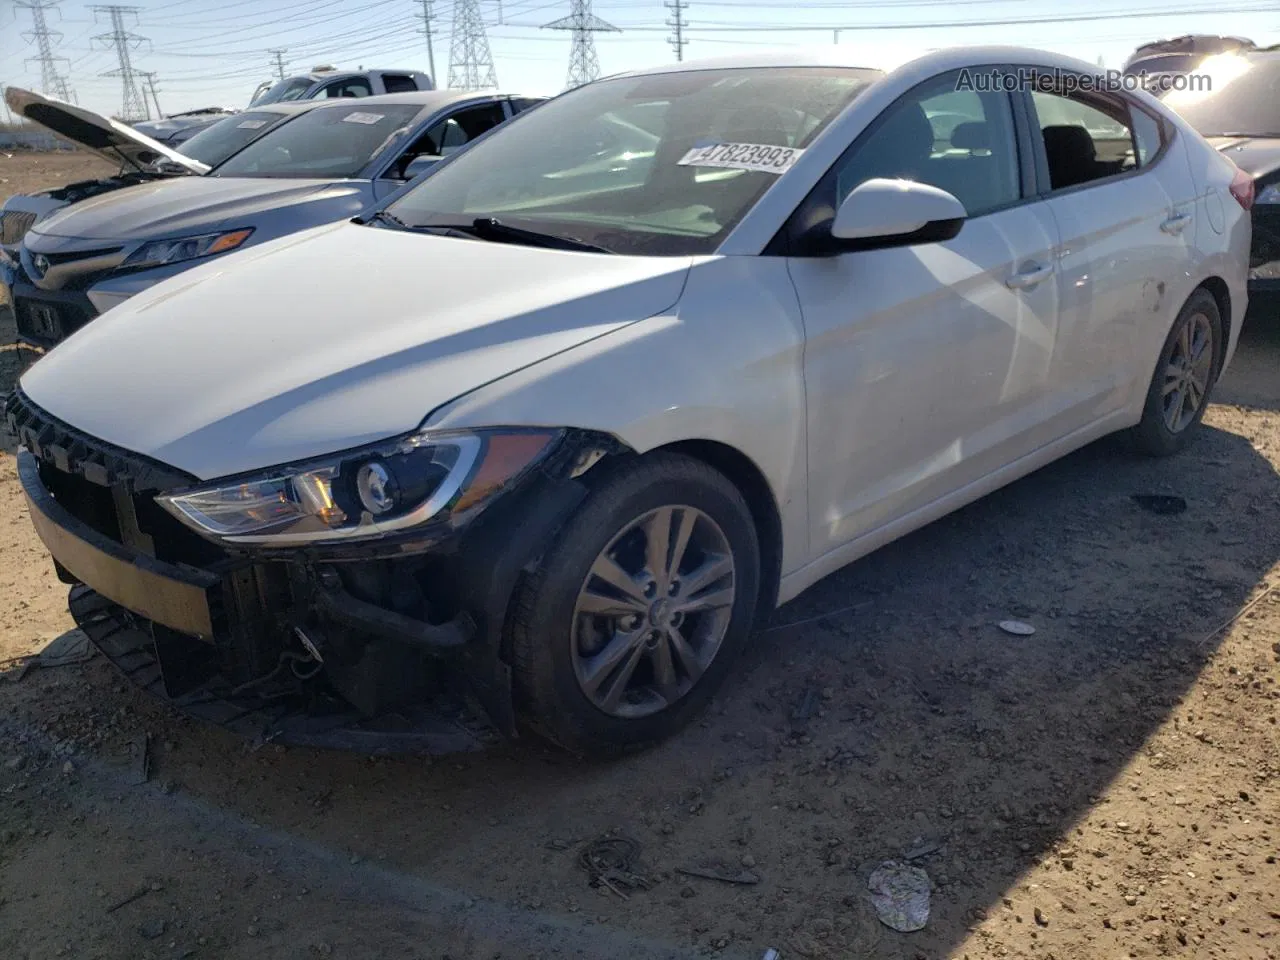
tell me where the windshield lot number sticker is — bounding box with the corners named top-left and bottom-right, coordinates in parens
top-left (678, 142), bottom-right (803, 174)
top-left (237, 119), bottom-right (268, 129)
top-left (342, 112), bottom-right (385, 125)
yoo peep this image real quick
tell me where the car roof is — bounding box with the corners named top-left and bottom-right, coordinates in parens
top-left (301, 68), bottom-right (429, 82)
top-left (245, 100), bottom-right (325, 116)
top-left (300, 90), bottom-right (523, 112)
top-left (613, 44), bottom-right (1116, 82)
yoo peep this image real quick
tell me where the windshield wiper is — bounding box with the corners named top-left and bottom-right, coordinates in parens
top-left (356, 209), bottom-right (410, 228)
top-left (466, 217), bottom-right (612, 254)
top-left (1209, 132), bottom-right (1280, 139)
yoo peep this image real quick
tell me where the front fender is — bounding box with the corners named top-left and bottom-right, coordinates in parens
top-left (424, 255), bottom-right (812, 575)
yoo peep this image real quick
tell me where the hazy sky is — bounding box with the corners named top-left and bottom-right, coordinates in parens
top-left (2, 0), bottom-right (1276, 118)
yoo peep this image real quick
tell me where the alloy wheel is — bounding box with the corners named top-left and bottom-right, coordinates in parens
top-left (570, 505), bottom-right (736, 719)
top-left (1161, 311), bottom-right (1214, 434)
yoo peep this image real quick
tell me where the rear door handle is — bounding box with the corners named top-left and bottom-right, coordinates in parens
top-left (1006, 261), bottom-right (1053, 290)
top-left (1161, 212), bottom-right (1192, 235)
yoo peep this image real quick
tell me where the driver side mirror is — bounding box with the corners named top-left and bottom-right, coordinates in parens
top-left (402, 154), bottom-right (442, 180)
top-left (831, 178), bottom-right (966, 247)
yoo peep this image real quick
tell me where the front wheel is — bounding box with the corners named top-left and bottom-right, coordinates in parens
top-left (1129, 288), bottom-right (1222, 457)
top-left (509, 453), bottom-right (761, 757)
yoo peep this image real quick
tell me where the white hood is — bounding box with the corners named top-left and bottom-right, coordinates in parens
top-left (20, 222), bottom-right (692, 480)
top-left (4, 87), bottom-right (209, 176)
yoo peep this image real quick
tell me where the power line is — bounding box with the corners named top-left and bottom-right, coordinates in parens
top-left (665, 0), bottom-right (687, 61)
top-left (16, 0), bottom-right (76, 102)
top-left (417, 0), bottom-right (438, 83)
top-left (91, 4), bottom-right (148, 122)
top-left (543, 0), bottom-right (619, 89)
top-left (268, 46), bottom-right (288, 81)
top-left (449, 0), bottom-right (498, 90)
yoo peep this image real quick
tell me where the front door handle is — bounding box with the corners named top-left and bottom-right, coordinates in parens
top-left (1006, 261), bottom-right (1053, 290)
top-left (1161, 212), bottom-right (1193, 235)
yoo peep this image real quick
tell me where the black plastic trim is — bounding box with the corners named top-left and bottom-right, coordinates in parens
top-left (6, 387), bottom-right (198, 491)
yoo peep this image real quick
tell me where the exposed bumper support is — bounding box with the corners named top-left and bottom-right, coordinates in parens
top-left (19, 451), bottom-right (219, 637)
top-left (70, 586), bottom-right (495, 754)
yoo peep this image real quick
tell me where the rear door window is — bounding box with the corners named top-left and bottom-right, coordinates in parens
top-left (382, 74), bottom-right (418, 94)
top-left (321, 77), bottom-right (374, 99)
top-left (1030, 87), bottom-right (1138, 190)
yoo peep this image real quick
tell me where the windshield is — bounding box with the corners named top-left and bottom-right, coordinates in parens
top-left (213, 103), bottom-right (421, 178)
top-left (178, 111), bottom-right (294, 168)
top-left (386, 67), bottom-right (878, 255)
top-left (1164, 56), bottom-right (1280, 135)
top-left (251, 77), bottom-right (314, 106)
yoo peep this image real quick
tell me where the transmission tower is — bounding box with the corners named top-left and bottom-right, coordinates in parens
top-left (417, 0), bottom-right (437, 85)
top-left (16, 0), bottom-right (76, 101)
top-left (448, 0), bottom-right (498, 90)
top-left (268, 47), bottom-right (288, 81)
top-left (666, 0), bottom-right (688, 62)
top-left (543, 0), bottom-right (619, 90)
top-left (140, 70), bottom-right (162, 119)
top-left (92, 5), bottom-right (148, 122)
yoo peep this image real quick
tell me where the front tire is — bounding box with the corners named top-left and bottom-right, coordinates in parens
top-left (509, 453), bottom-right (760, 757)
top-left (1130, 288), bottom-right (1222, 457)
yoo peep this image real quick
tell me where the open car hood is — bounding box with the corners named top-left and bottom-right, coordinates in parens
top-left (3, 87), bottom-right (209, 176)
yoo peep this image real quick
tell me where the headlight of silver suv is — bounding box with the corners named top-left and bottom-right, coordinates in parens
top-left (157, 428), bottom-right (560, 545)
top-left (123, 228), bottom-right (254, 270)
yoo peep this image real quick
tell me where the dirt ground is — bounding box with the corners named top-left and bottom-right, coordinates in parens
top-left (1, 151), bottom-right (1278, 960)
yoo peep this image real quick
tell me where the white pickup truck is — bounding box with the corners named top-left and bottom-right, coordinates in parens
top-left (249, 67), bottom-right (435, 106)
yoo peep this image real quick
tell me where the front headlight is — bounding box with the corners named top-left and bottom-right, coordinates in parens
top-left (1256, 183), bottom-right (1280, 204)
top-left (122, 228), bottom-right (254, 270)
top-left (157, 428), bottom-right (560, 546)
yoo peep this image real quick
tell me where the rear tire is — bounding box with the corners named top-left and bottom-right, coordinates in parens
top-left (509, 453), bottom-right (760, 758)
top-left (1129, 288), bottom-right (1222, 457)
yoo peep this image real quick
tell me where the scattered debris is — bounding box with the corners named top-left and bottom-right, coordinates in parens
top-left (760, 599), bottom-right (874, 633)
top-left (40, 630), bottom-right (94, 666)
top-left (137, 918), bottom-right (166, 940)
top-left (1198, 582), bottom-right (1279, 647)
top-left (576, 833), bottom-right (651, 899)
top-left (868, 860), bottom-right (931, 932)
top-left (1131, 494), bottom-right (1187, 516)
top-left (676, 863), bottom-right (761, 885)
top-left (107, 886), bottom-right (152, 914)
top-left (129, 734), bottom-right (151, 785)
top-left (790, 687), bottom-right (819, 733)
top-left (8, 630), bottom-right (95, 682)
top-left (998, 620), bottom-right (1036, 636)
top-left (903, 839), bottom-right (943, 861)
top-left (544, 837), bottom-right (580, 851)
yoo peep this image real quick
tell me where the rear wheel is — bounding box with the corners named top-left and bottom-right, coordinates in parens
top-left (1130, 288), bottom-right (1222, 457)
top-left (509, 453), bottom-right (760, 757)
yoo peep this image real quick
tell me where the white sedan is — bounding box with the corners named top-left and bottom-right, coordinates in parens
top-left (11, 46), bottom-right (1251, 757)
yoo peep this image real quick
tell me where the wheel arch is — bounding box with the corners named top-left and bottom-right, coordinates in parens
top-left (1196, 275), bottom-right (1231, 377)
top-left (651, 438), bottom-right (783, 616)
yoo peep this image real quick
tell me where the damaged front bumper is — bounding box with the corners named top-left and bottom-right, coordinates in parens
top-left (12, 394), bottom-right (602, 754)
